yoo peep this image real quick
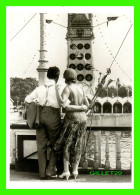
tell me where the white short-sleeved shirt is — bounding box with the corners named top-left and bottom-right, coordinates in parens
top-left (25, 80), bottom-right (62, 108)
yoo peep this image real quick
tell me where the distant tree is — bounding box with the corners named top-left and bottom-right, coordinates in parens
top-left (10, 77), bottom-right (38, 105)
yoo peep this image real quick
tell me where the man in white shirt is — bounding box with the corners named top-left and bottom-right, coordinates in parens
top-left (25, 66), bottom-right (87, 180)
top-left (25, 67), bottom-right (63, 179)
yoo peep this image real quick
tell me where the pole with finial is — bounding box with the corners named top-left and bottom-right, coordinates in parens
top-left (37, 13), bottom-right (48, 86)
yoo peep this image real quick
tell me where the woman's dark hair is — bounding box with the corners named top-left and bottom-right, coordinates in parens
top-left (65, 78), bottom-right (76, 84)
top-left (63, 68), bottom-right (77, 84)
top-left (47, 66), bottom-right (60, 79)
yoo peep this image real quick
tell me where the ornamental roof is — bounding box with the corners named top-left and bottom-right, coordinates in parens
top-left (71, 14), bottom-right (90, 25)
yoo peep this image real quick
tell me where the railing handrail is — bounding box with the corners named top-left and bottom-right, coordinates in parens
top-left (10, 123), bottom-right (132, 131)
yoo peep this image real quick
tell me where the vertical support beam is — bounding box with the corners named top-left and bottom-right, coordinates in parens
top-left (82, 134), bottom-right (88, 169)
top-left (37, 13), bottom-right (48, 86)
top-left (116, 114), bottom-right (120, 126)
top-left (105, 131), bottom-right (110, 169)
top-left (111, 105), bottom-right (113, 113)
top-left (101, 105), bottom-right (103, 113)
top-left (116, 131), bottom-right (121, 169)
top-left (121, 105), bottom-right (123, 113)
top-left (94, 131), bottom-right (99, 169)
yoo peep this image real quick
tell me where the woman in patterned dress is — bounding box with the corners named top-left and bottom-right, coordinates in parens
top-left (54, 68), bottom-right (89, 180)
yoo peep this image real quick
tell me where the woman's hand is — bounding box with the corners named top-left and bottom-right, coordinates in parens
top-left (81, 105), bottom-right (88, 111)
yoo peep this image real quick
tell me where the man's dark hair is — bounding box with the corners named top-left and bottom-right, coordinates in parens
top-left (47, 66), bottom-right (60, 79)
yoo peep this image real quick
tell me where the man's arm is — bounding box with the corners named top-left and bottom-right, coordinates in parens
top-left (56, 85), bottom-right (70, 106)
top-left (25, 87), bottom-right (39, 104)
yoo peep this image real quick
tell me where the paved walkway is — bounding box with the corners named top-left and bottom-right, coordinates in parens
top-left (10, 169), bottom-right (131, 183)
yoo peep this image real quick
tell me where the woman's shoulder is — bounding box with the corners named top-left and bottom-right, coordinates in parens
top-left (62, 85), bottom-right (72, 96)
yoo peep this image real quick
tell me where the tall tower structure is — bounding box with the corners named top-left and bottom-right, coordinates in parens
top-left (37, 13), bottom-right (48, 86)
top-left (66, 13), bottom-right (95, 94)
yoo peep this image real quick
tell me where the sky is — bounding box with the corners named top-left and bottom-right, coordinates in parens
top-left (7, 6), bottom-right (134, 87)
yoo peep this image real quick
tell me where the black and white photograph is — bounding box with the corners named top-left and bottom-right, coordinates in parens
top-left (7, 6), bottom-right (134, 189)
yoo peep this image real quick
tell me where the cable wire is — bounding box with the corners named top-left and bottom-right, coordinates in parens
top-left (109, 24), bottom-right (133, 69)
top-left (10, 13), bottom-right (37, 41)
top-left (53, 21), bottom-right (67, 28)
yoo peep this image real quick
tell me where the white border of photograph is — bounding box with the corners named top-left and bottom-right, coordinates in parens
top-left (6, 6), bottom-right (134, 189)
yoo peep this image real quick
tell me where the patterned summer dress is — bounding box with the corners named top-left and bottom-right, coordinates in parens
top-left (54, 86), bottom-right (87, 164)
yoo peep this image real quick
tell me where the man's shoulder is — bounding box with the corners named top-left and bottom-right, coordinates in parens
top-left (38, 85), bottom-right (47, 89)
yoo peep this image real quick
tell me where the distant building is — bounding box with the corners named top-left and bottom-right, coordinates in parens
top-left (93, 96), bottom-right (132, 113)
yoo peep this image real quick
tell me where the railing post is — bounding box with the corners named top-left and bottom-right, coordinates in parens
top-left (82, 134), bottom-right (88, 169)
top-left (101, 105), bottom-right (103, 113)
top-left (116, 131), bottom-right (121, 169)
top-left (105, 131), bottom-right (110, 169)
top-left (111, 106), bottom-right (113, 113)
top-left (94, 131), bottom-right (99, 169)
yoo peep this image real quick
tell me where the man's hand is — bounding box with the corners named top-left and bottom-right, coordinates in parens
top-left (24, 101), bottom-right (30, 108)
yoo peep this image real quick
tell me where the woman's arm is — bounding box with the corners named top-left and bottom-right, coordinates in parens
top-left (62, 87), bottom-right (88, 111)
top-left (65, 104), bottom-right (88, 111)
top-left (56, 85), bottom-right (87, 111)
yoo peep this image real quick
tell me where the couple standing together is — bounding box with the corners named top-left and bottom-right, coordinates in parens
top-left (25, 66), bottom-right (89, 180)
